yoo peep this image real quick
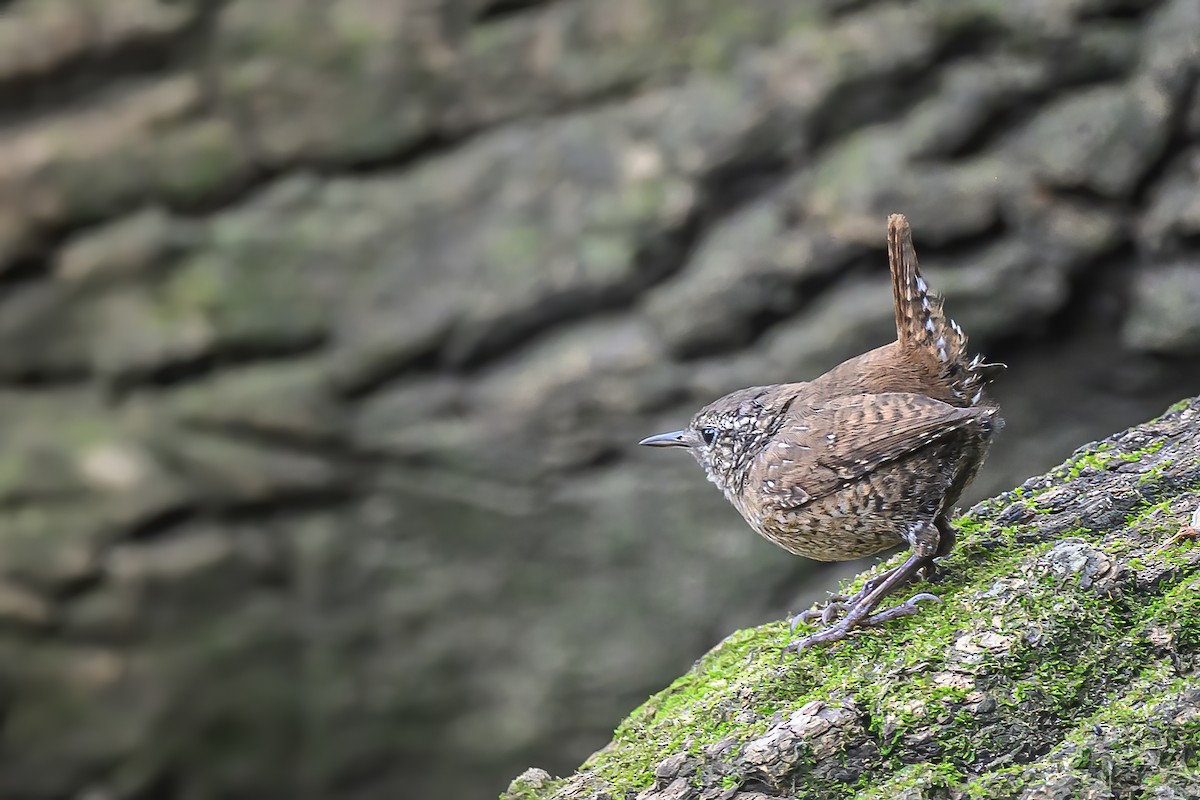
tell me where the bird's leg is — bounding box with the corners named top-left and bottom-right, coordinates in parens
top-left (786, 521), bottom-right (943, 651)
top-left (919, 517), bottom-right (958, 583)
top-left (785, 551), bottom-right (934, 650)
top-left (793, 517), bottom-right (957, 629)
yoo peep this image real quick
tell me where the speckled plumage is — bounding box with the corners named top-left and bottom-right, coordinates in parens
top-left (639, 214), bottom-right (1004, 649)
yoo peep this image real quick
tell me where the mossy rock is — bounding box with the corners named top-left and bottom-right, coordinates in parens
top-left (505, 397), bottom-right (1200, 799)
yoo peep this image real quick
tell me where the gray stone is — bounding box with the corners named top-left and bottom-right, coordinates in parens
top-left (1124, 264), bottom-right (1200, 355)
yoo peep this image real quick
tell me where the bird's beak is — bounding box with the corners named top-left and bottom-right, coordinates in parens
top-left (638, 430), bottom-right (689, 448)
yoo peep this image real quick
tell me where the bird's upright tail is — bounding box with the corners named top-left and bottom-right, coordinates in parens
top-left (888, 213), bottom-right (1005, 405)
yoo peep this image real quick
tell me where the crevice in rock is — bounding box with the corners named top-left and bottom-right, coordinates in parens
top-left (438, 226), bottom-right (696, 370)
top-left (1077, 0), bottom-right (1164, 24)
top-left (45, 570), bottom-right (106, 606)
top-left (163, 128), bottom-right (472, 218)
top-left (113, 487), bottom-right (358, 548)
top-left (933, 70), bottom-right (1134, 162)
top-left (0, 254), bottom-right (54, 291)
top-left (1038, 183), bottom-right (1126, 208)
top-left (736, 777), bottom-right (786, 797)
top-left (125, 769), bottom-right (182, 800)
top-left (931, 98), bottom-right (1036, 163)
top-left (928, 13), bottom-right (1009, 65)
top-left (1037, 237), bottom-right (1135, 346)
top-left (1130, 75), bottom-right (1199, 207)
top-left (820, 0), bottom-right (881, 20)
top-left (807, 68), bottom-right (937, 155)
top-left (178, 417), bottom-right (369, 466)
top-left (121, 503), bottom-right (202, 543)
top-left (107, 330), bottom-right (331, 397)
top-left (808, 11), bottom-right (1011, 155)
top-left (907, 210), bottom-right (1010, 261)
top-left (210, 485), bottom-right (359, 524)
top-left (0, 0), bottom-right (226, 127)
top-left (0, 361), bottom-right (94, 389)
top-left (476, 0), bottom-right (561, 25)
top-left (0, 488), bottom-right (94, 512)
top-left (333, 340), bottom-right (444, 402)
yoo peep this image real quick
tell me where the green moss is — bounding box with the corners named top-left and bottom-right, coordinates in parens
top-left (589, 625), bottom-right (777, 790)
top-left (1054, 439), bottom-right (1166, 482)
top-left (855, 762), bottom-right (965, 799)
top-left (1136, 457), bottom-right (1174, 487)
top-left (963, 763), bottom-right (1034, 800)
top-left (502, 772), bottom-right (565, 800)
top-left (1166, 398), bottom-right (1193, 414)
top-left (717, 773), bottom-right (742, 790)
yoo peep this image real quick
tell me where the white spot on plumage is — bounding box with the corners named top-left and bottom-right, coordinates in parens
top-left (972, 390), bottom-right (983, 405)
top-left (925, 318), bottom-right (935, 332)
top-left (916, 277), bottom-right (928, 293)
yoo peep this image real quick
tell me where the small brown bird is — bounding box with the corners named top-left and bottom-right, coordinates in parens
top-left (640, 214), bottom-right (1004, 650)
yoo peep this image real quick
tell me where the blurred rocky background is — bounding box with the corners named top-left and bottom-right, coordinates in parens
top-left (0, 1), bottom-right (1198, 799)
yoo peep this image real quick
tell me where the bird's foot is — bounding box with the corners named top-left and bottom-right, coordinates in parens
top-left (788, 568), bottom-right (899, 631)
top-left (784, 593), bottom-right (942, 652)
top-left (789, 599), bottom-right (851, 630)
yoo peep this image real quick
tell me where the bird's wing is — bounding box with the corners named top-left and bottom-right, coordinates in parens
top-left (753, 392), bottom-right (987, 508)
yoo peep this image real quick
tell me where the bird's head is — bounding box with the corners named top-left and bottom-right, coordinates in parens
top-left (638, 387), bottom-right (776, 494)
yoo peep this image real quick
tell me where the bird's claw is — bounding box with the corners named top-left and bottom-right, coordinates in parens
top-left (789, 594), bottom-right (854, 632)
top-left (857, 592), bottom-right (942, 627)
top-left (784, 592), bottom-right (942, 652)
top-left (788, 569), bottom-right (901, 634)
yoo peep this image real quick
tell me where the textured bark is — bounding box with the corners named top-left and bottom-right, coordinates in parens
top-left (0, 1), bottom-right (1198, 799)
top-left (506, 397), bottom-right (1200, 800)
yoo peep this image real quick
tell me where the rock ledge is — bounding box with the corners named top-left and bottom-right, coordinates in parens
top-left (506, 397), bottom-right (1200, 800)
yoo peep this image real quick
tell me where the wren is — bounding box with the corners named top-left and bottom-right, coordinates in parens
top-left (640, 214), bottom-right (1004, 650)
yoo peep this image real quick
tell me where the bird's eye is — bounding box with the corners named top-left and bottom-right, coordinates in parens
top-left (701, 427), bottom-right (718, 446)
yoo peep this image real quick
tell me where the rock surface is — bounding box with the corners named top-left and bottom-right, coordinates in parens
top-left (505, 397), bottom-right (1200, 799)
top-left (0, 1), bottom-right (1199, 799)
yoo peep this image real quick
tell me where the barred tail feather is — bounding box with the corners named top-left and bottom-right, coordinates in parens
top-left (887, 213), bottom-right (1005, 404)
